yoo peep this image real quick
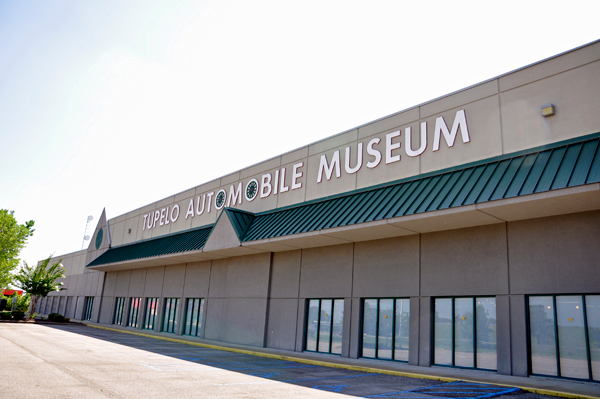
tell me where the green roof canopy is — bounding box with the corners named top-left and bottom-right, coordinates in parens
top-left (88, 225), bottom-right (213, 267)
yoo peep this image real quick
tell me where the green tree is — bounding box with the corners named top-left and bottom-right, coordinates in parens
top-left (14, 256), bottom-right (65, 318)
top-left (0, 210), bottom-right (35, 288)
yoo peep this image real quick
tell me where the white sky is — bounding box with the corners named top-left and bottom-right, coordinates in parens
top-left (0, 0), bottom-right (598, 267)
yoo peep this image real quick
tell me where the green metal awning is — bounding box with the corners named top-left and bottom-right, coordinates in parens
top-left (224, 208), bottom-right (255, 241)
top-left (88, 225), bottom-right (213, 267)
top-left (242, 133), bottom-right (600, 242)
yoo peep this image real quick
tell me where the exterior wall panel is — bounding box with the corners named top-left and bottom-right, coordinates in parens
top-left (128, 269), bottom-right (147, 298)
top-left (204, 298), bottom-right (225, 341)
top-left (208, 259), bottom-right (228, 298)
top-left (99, 296), bottom-right (114, 324)
top-left (265, 298), bottom-right (298, 351)
top-left (270, 250), bottom-right (301, 299)
top-left (353, 236), bottom-right (420, 298)
top-left (114, 270), bottom-right (131, 297)
top-left (225, 253), bottom-right (271, 298)
top-left (420, 223), bottom-right (509, 296)
top-left (299, 244), bottom-right (353, 299)
top-left (508, 209), bottom-right (600, 294)
top-left (182, 261), bottom-right (211, 298)
top-left (143, 266), bottom-right (165, 298)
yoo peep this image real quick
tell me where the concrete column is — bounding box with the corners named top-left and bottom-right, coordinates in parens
top-left (510, 295), bottom-right (529, 377)
top-left (496, 295), bottom-right (512, 375)
top-left (348, 297), bottom-right (362, 359)
top-left (294, 299), bottom-right (306, 352)
top-left (91, 296), bottom-right (101, 322)
top-left (341, 297), bottom-right (352, 358)
top-left (409, 296), bottom-right (420, 366)
top-left (418, 296), bottom-right (432, 367)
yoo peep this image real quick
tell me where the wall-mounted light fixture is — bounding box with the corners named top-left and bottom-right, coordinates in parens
top-left (541, 104), bottom-right (555, 117)
top-left (127, 229), bottom-right (132, 234)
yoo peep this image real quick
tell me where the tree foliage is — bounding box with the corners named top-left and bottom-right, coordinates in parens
top-left (14, 256), bottom-right (65, 317)
top-left (0, 209), bottom-right (35, 287)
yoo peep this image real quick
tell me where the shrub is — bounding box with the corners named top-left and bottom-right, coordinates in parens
top-left (48, 312), bottom-right (66, 322)
top-left (11, 311), bottom-right (25, 320)
top-left (0, 311), bottom-right (11, 320)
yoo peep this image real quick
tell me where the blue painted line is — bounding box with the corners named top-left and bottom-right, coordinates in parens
top-left (365, 396), bottom-right (446, 399)
top-left (365, 381), bottom-right (520, 399)
top-left (470, 387), bottom-right (520, 398)
top-left (213, 373), bottom-right (380, 386)
top-left (283, 373), bottom-right (379, 383)
top-left (249, 372), bottom-right (281, 378)
top-left (221, 365), bottom-right (320, 371)
top-left (313, 385), bottom-right (348, 392)
top-left (421, 391), bottom-right (506, 394)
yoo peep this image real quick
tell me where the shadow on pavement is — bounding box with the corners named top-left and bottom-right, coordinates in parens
top-left (41, 323), bottom-right (533, 399)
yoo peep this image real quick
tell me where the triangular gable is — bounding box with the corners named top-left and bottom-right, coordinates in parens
top-left (85, 208), bottom-right (110, 265)
top-left (203, 208), bottom-right (255, 252)
top-left (224, 208), bottom-right (255, 241)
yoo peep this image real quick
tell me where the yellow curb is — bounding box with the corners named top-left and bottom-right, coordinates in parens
top-left (86, 324), bottom-right (598, 399)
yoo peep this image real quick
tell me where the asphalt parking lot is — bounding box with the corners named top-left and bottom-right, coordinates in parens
top-left (0, 323), bottom-right (559, 399)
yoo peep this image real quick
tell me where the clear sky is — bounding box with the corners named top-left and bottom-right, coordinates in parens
top-left (1, 0), bottom-right (598, 268)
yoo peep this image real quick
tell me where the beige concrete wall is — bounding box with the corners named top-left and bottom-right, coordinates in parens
top-left (43, 209), bottom-right (600, 378)
top-left (104, 41), bottom-right (600, 247)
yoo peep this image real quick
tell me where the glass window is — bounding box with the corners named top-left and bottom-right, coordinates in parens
top-left (143, 298), bottom-right (158, 330)
top-left (305, 299), bottom-right (344, 355)
top-left (455, 298), bottom-right (474, 368)
top-left (434, 297), bottom-right (496, 370)
top-left (128, 297), bottom-right (141, 328)
top-left (556, 296), bottom-right (587, 379)
top-left (476, 297), bottom-right (497, 370)
top-left (529, 294), bottom-right (599, 381)
top-left (183, 298), bottom-right (204, 337)
top-left (113, 297), bottom-right (126, 326)
top-left (83, 297), bottom-right (94, 321)
top-left (434, 298), bottom-right (453, 366)
top-left (362, 298), bottom-right (410, 362)
top-left (362, 299), bottom-right (377, 358)
top-left (162, 298), bottom-right (180, 333)
top-left (586, 295), bottom-right (600, 380)
top-left (306, 300), bottom-right (319, 352)
top-left (395, 298), bottom-right (410, 362)
top-left (331, 299), bottom-right (344, 355)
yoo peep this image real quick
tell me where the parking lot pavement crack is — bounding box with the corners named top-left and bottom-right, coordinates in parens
top-left (0, 333), bottom-right (123, 399)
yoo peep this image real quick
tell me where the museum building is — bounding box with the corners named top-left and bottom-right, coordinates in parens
top-left (37, 40), bottom-right (600, 382)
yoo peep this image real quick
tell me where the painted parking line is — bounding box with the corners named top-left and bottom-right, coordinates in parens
top-left (364, 381), bottom-right (521, 399)
top-left (213, 373), bottom-right (380, 386)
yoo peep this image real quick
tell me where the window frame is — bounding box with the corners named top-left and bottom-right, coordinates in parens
top-left (304, 298), bottom-right (344, 355)
top-left (162, 298), bottom-right (180, 334)
top-left (361, 297), bottom-right (410, 362)
top-left (183, 298), bottom-right (205, 337)
top-left (113, 297), bottom-right (126, 325)
top-left (143, 297), bottom-right (159, 330)
top-left (527, 294), bottom-right (599, 382)
top-left (432, 296), bottom-right (497, 371)
top-left (127, 297), bottom-right (141, 328)
top-left (83, 296), bottom-right (94, 321)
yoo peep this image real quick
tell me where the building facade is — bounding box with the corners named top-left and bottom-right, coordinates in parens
top-left (38, 41), bottom-right (600, 382)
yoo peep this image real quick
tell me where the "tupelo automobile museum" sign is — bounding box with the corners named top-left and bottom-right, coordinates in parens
top-left (142, 109), bottom-right (470, 231)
